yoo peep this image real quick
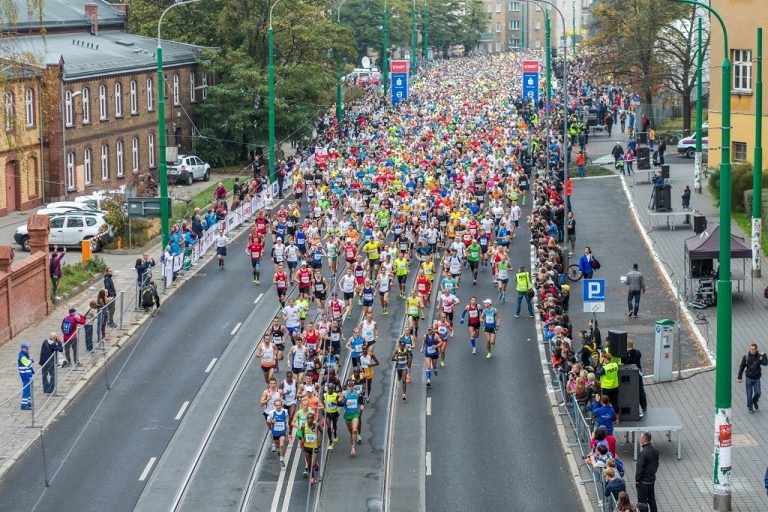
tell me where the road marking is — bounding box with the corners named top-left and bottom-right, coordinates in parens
top-left (426, 397), bottom-right (431, 416)
top-left (425, 451), bottom-right (432, 476)
top-left (254, 293), bottom-right (264, 304)
top-left (204, 357), bottom-right (218, 373)
top-left (281, 440), bottom-right (303, 512)
top-left (174, 401), bottom-right (190, 421)
top-left (230, 322), bottom-right (242, 335)
top-left (270, 438), bottom-right (297, 512)
top-left (139, 457), bottom-right (157, 481)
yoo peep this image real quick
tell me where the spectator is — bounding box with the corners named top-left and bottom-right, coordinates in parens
top-left (103, 267), bottom-right (117, 327)
top-left (39, 333), bottom-right (63, 395)
top-left (625, 263), bottom-right (646, 318)
top-left (49, 245), bottom-right (66, 300)
top-left (214, 181), bottom-right (227, 201)
top-left (615, 492), bottom-right (636, 512)
top-left (591, 394), bottom-right (617, 435)
top-left (590, 425), bottom-right (617, 458)
top-left (604, 467), bottom-right (626, 501)
top-left (96, 290), bottom-right (109, 339)
top-left (625, 340), bottom-right (648, 417)
top-left (624, 147), bottom-right (635, 175)
top-left (61, 307), bottom-right (86, 367)
top-left (611, 142), bottom-right (624, 164)
top-left (578, 246), bottom-right (596, 279)
top-left (84, 300), bottom-right (98, 351)
top-left (737, 343), bottom-right (768, 413)
top-left (636, 432), bottom-right (659, 512)
top-left (597, 351), bottom-right (620, 415)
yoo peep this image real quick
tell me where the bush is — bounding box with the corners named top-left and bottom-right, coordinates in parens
top-left (708, 163), bottom-right (768, 212)
top-left (101, 196), bottom-right (161, 249)
top-left (57, 256), bottom-right (108, 298)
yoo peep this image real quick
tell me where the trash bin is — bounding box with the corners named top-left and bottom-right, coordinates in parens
top-left (81, 239), bottom-right (92, 263)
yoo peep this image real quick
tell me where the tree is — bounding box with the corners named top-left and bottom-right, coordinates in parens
top-left (587, 0), bottom-right (686, 112)
top-left (427, 0), bottom-right (484, 57)
top-left (654, 6), bottom-right (710, 133)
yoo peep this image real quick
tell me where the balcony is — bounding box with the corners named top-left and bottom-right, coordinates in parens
top-left (479, 32), bottom-right (493, 41)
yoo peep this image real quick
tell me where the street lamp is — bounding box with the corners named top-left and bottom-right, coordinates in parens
top-left (671, 2), bottom-right (732, 511)
top-left (752, 27), bottom-right (763, 278)
top-left (695, 15), bottom-right (704, 193)
top-left (422, 0), bottom-right (428, 63)
top-left (411, 0), bottom-right (417, 75)
top-left (268, 0), bottom-right (283, 186)
top-left (336, 0), bottom-right (348, 126)
top-left (383, 0), bottom-right (389, 98)
top-left (157, 0), bottom-right (200, 248)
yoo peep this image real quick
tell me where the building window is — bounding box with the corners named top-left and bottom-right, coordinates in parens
top-left (84, 148), bottom-right (92, 185)
top-left (99, 85), bottom-right (107, 120)
top-left (496, 2), bottom-right (501, 12)
top-left (116, 141), bottom-right (124, 177)
top-left (131, 137), bottom-right (139, 172)
top-left (4, 92), bottom-right (14, 131)
top-left (190, 72), bottom-right (196, 102)
top-left (535, 21), bottom-right (541, 30)
top-left (509, 1), bottom-right (521, 11)
top-left (495, 42), bottom-right (502, 52)
top-left (82, 87), bottom-right (90, 123)
top-left (114, 82), bottom-right (123, 117)
top-left (535, 38), bottom-right (541, 48)
top-left (510, 20), bottom-right (520, 30)
top-left (732, 49), bottom-right (752, 92)
top-left (733, 141), bottom-right (748, 161)
top-left (66, 152), bottom-right (75, 190)
top-left (65, 90), bottom-right (74, 127)
top-left (148, 132), bottom-right (156, 168)
top-left (202, 74), bottom-right (208, 99)
top-left (101, 144), bottom-right (109, 180)
top-left (173, 74), bottom-right (180, 106)
top-left (510, 38), bottom-right (521, 48)
top-left (496, 22), bottom-right (501, 33)
top-left (130, 80), bottom-right (138, 114)
top-left (24, 88), bottom-right (34, 127)
top-left (147, 77), bottom-right (154, 111)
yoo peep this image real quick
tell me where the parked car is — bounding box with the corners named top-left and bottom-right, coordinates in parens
top-left (40, 202), bottom-right (100, 215)
top-left (344, 69), bottom-right (381, 87)
top-left (677, 130), bottom-right (709, 158)
top-left (167, 155), bottom-right (211, 185)
top-left (14, 211), bottom-right (111, 252)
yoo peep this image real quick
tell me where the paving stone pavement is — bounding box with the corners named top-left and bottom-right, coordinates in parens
top-left (572, 135), bottom-right (768, 511)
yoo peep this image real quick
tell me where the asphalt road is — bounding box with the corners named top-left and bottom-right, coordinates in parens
top-left (0, 217), bottom-right (273, 512)
top-left (425, 206), bottom-right (578, 511)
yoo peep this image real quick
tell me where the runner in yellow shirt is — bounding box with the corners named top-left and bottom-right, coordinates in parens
top-left (394, 254), bottom-right (410, 299)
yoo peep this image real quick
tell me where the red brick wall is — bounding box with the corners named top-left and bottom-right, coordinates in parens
top-left (0, 252), bottom-right (51, 347)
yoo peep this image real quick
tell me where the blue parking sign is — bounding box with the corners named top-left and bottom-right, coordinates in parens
top-left (583, 279), bottom-right (606, 301)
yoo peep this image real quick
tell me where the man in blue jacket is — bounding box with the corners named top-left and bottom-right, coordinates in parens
top-left (18, 343), bottom-right (35, 410)
top-left (592, 394), bottom-right (617, 435)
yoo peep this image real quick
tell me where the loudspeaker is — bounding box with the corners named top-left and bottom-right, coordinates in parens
top-left (637, 146), bottom-right (651, 170)
top-left (661, 164), bottom-right (670, 179)
top-left (608, 330), bottom-right (628, 360)
top-left (618, 364), bottom-right (641, 421)
top-left (693, 213), bottom-right (707, 234)
top-left (654, 184), bottom-right (672, 212)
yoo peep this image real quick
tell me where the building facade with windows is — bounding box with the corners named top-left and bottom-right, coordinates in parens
top-left (0, 66), bottom-right (45, 215)
top-left (1, 0), bottom-right (204, 207)
top-left (478, 1), bottom-right (548, 53)
top-left (707, 0), bottom-right (768, 167)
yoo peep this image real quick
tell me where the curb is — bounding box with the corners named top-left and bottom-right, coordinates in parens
top-left (617, 173), bottom-right (715, 366)
top-left (530, 245), bottom-right (596, 512)
top-left (0, 195), bottom-right (287, 482)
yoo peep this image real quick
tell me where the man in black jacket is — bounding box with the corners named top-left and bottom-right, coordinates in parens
top-left (39, 333), bottom-right (63, 394)
top-left (636, 432), bottom-right (659, 512)
top-left (104, 268), bottom-right (117, 328)
top-left (737, 343), bottom-right (768, 413)
top-left (625, 340), bottom-right (648, 416)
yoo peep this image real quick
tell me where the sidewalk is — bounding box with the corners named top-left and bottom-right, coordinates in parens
top-left (584, 135), bottom-right (768, 511)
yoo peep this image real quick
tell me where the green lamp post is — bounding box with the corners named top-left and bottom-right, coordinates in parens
top-left (383, 0), bottom-right (389, 98)
top-left (752, 27), bottom-right (763, 278)
top-left (423, 0), bottom-right (428, 61)
top-left (695, 16), bottom-right (704, 193)
top-left (336, 0), bottom-right (348, 126)
top-left (411, 0), bottom-right (417, 74)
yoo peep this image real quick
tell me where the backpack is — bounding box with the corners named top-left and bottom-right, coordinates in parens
top-left (61, 316), bottom-right (73, 336)
top-left (141, 287), bottom-right (155, 309)
top-left (613, 456), bottom-right (625, 477)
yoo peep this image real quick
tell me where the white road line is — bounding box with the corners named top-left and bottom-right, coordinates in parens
top-left (204, 357), bottom-right (218, 373)
top-left (270, 438), bottom-right (296, 512)
top-left (230, 322), bottom-right (242, 335)
top-left (280, 439), bottom-right (303, 512)
top-left (138, 457), bottom-right (157, 482)
top-left (425, 452), bottom-right (432, 476)
top-left (254, 293), bottom-right (264, 304)
top-left (426, 397), bottom-right (431, 416)
top-left (174, 401), bottom-right (190, 421)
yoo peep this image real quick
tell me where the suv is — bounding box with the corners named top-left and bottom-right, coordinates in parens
top-left (14, 211), bottom-right (110, 252)
top-left (167, 155), bottom-right (211, 185)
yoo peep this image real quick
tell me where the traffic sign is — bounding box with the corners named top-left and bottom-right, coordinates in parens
top-left (390, 60), bottom-right (409, 106)
top-left (583, 301), bottom-right (605, 313)
top-left (522, 60), bottom-right (540, 102)
top-left (583, 279), bottom-right (606, 301)
top-left (127, 197), bottom-right (172, 218)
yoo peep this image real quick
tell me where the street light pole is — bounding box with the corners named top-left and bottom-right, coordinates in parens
top-left (571, 0), bottom-right (576, 56)
top-left (383, 0), bottom-right (389, 98)
top-left (423, 0), bottom-right (428, 62)
top-left (268, 0), bottom-right (283, 185)
top-left (157, 0), bottom-right (200, 248)
top-left (752, 27), bottom-right (763, 278)
top-left (411, 0), bottom-right (417, 75)
top-left (672, 2), bottom-right (732, 510)
top-left (545, 10), bottom-right (552, 171)
top-left (695, 15), bottom-right (704, 193)
top-left (336, 0), bottom-right (348, 126)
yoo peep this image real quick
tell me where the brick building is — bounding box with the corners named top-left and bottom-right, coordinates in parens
top-left (478, 1), bottom-right (549, 53)
top-left (1, 0), bottom-right (204, 208)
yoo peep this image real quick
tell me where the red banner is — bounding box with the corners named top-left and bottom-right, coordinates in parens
top-left (390, 60), bottom-right (409, 73)
top-left (522, 61), bottom-right (540, 73)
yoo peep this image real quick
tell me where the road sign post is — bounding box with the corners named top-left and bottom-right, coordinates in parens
top-left (522, 60), bottom-right (540, 103)
top-left (390, 60), bottom-right (409, 106)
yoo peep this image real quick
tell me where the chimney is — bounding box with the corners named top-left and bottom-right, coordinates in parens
top-left (85, 3), bottom-right (98, 34)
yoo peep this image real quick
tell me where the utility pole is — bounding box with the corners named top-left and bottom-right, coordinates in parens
top-left (571, 0), bottom-right (576, 56)
top-left (423, 1), bottom-right (428, 61)
top-left (695, 16), bottom-right (704, 193)
top-left (545, 10), bottom-right (552, 171)
top-left (752, 27), bottom-right (763, 278)
top-left (383, 0), bottom-right (389, 98)
top-left (411, 0), bottom-right (417, 74)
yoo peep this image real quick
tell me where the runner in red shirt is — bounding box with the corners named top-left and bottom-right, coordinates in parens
top-left (273, 264), bottom-right (288, 307)
top-left (246, 236), bottom-right (264, 284)
top-left (416, 269), bottom-right (431, 305)
top-left (294, 261), bottom-right (313, 297)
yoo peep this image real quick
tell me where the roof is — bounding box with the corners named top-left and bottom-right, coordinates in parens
top-left (3, 31), bottom-right (202, 80)
top-left (684, 224), bottom-right (752, 260)
top-left (2, 0), bottom-right (124, 31)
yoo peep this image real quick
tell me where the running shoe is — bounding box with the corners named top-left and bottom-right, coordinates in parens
top-left (426, 380), bottom-right (431, 387)
top-left (253, 278), bottom-right (258, 283)
top-left (334, 435), bottom-right (339, 443)
top-left (311, 477), bottom-right (317, 485)
top-left (486, 352), bottom-right (492, 359)
top-left (472, 347), bottom-right (477, 355)
top-left (303, 470), bottom-right (309, 478)
top-left (402, 394), bottom-right (407, 401)
top-left (440, 361), bottom-right (446, 368)
top-left (406, 376), bottom-right (412, 383)
top-left (356, 434), bottom-right (362, 444)
top-left (271, 445), bottom-right (277, 453)
top-left (433, 368), bottom-right (438, 376)
top-left (328, 443), bottom-right (334, 451)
